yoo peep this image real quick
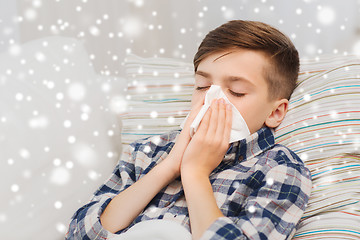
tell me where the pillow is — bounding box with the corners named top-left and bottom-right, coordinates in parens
top-left (276, 55), bottom-right (360, 161)
top-left (275, 56), bottom-right (360, 239)
top-left (0, 36), bottom-right (124, 239)
top-left (293, 153), bottom-right (360, 239)
top-left (120, 54), bottom-right (193, 146)
top-left (120, 54), bottom-right (360, 239)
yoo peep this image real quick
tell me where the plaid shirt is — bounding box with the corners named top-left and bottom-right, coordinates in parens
top-left (66, 127), bottom-right (312, 240)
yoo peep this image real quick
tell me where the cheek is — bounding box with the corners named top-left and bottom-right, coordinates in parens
top-left (191, 90), bottom-right (205, 107)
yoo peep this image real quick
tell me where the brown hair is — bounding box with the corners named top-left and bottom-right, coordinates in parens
top-left (193, 20), bottom-right (299, 100)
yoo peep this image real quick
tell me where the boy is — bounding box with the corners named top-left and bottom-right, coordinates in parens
top-left (66, 20), bottom-right (312, 240)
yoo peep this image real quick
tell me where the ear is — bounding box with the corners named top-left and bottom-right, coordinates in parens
top-left (265, 99), bottom-right (289, 128)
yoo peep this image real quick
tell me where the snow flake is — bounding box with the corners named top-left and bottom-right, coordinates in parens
top-left (151, 136), bottom-right (161, 145)
top-left (266, 178), bottom-right (274, 186)
top-left (56, 222), bottom-right (66, 234)
top-left (317, 6), bottom-right (336, 25)
top-left (68, 136), bottom-right (76, 144)
top-left (72, 143), bottom-right (97, 167)
top-left (8, 159), bottom-right (14, 165)
top-left (0, 213), bottom-right (7, 223)
top-left (50, 167), bottom-right (70, 185)
top-left (133, 0), bottom-right (144, 7)
top-left (15, 92), bottom-right (24, 101)
top-left (248, 205), bottom-right (256, 213)
top-left (150, 111), bottom-right (158, 118)
top-left (11, 184), bottom-right (20, 192)
top-left (88, 170), bottom-right (99, 180)
top-left (56, 92), bottom-right (64, 101)
top-left (24, 8), bottom-right (37, 21)
top-left (303, 94), bottom-right (311, 101)
top-left (167, 116), bottom-right (175, 124)
top-left (67, 82), bottom-right (86, 101)
top-left (65, 161), bottom-right (74, 169)
top-left (300, 153), bottom-right (309, 161)
top-left (89, 26), bottom-right (100, 36)
top-left (54, 201), bottom-right (63, 209)
top-left (122, 17), bottom-right (142, 38)
top-left (53, 158), bottom-right (62, 166)
top-left (144, 145), bottom-right (151, 153)
top-left (35, 52), bottom-right (46, 62)
top-left (109, 96), bottom-right (128, 113)
top-left (224, 9), bottom-right (235, 19)
top-left (81, 113), bottom-right (89, 121)
top-left (9, 44), bottom-right (21, 57)
top-left (19, 148), bottom-right (31, 159)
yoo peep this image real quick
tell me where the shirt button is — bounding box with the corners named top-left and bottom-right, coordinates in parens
top-left (238, 155), bottom-right (244, 161)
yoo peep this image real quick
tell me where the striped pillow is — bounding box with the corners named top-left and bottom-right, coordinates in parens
top-left (120, 54), bottom-right (194, 146)
top-left (278, 56), bottom-right (360, 239)
top-left (120, 54), bottom-right (360, 239)
top-left (276, 55), bottom-right (360, 161)
top-left (292, 153), bottom-right (360, 239)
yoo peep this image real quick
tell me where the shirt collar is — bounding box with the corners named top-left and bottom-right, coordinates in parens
top-left (224, 126), bottom-right (275, 163)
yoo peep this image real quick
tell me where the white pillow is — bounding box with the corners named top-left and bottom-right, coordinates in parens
top-left (0, 36), bottom-right (125, 240)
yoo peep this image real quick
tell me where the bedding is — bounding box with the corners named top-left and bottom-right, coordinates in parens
top-left (111, 220), bottom-right (191, 240)
top-left (120, 53), bottom-right (360, 239)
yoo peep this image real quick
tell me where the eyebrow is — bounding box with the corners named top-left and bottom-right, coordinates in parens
top-left (195, 70), bottom-right (255, 87)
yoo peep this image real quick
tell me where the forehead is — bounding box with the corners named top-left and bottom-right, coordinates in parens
top-left (198, 49), bottom-right (269, 67)
top-left (196, 50), bottom-right (269, 87)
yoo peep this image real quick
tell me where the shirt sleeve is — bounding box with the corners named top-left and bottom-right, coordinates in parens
top-left (200, 161), bottom-right (312, 240)
top-left (65, 144), bottom-right (138, 240)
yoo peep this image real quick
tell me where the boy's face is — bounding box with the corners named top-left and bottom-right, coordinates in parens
top-left (191, 49), bottom-right (285, 134)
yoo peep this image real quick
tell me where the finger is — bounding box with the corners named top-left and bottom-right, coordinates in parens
top-left (223, 103), bottom-right (232, 143)
top-left (205, 99), bottom-right (219, 138)
top-left (214, 98), bottom-right (226, 139)
top-left (196, 104), bottom-right (212, 136)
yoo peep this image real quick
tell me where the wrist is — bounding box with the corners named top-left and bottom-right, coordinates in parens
top-left (158, 155), bottom-right (180, 180)
top-left (181, 166), bottom-right (209, 184)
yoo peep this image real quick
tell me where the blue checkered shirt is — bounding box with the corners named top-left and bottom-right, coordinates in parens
top-left (66, 127), bottom-right (312, 240)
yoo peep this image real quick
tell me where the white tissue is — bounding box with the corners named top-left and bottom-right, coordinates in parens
top-left (181, 85), bottom-right (250, 143)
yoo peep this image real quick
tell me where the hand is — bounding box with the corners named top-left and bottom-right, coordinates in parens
top-left (181, 98), bottom-right (232, 177)
top-left (162, 96), bottom-right (205, 178)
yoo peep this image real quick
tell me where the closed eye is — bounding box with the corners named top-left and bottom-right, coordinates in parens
top-left (195, 86), bottom-right (210, 90)
top-left (229, 90), bottom-right (245, 97)
top-left (195, 86), bottom-right (245, 97)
